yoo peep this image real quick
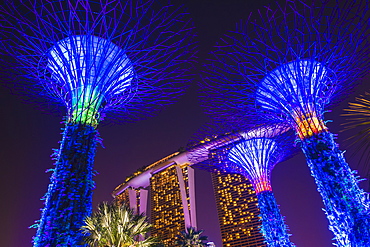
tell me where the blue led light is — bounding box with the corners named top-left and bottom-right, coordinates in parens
top-left (257, 60), bottom-right (334, 123)
top-left (258, 191), bottom-right (294, 247)
top-left (301, 132), bottom-right (370, 246)
top-left (32, 123), bottom-right (98, 246)
top-left (46, 35), bottom-right (134, 125)
top-left (228, 138), bottom-right (278, 193)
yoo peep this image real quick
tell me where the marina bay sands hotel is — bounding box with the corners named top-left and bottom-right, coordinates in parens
top-left (112, 132), bottom-right (267, 247)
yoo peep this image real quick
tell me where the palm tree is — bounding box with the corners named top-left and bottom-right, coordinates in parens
top-left (81, 202), bottom-right (158, 247)
top-left (175, 227), bottom-right (208, 247)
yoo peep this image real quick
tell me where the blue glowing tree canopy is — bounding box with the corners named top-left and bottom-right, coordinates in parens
top-left (188, 123), bottom-right (296, 193)
top-left (256, 60), bottom-right (336, 134)
top-left (45, 35), bottom-right (134, 125)
top-left (0, 0), bottom-right (194, 125)
top-left (227, 126), bottom-right (293, 194)
top-left (228, 138), bottom-right (279, 189)
top-left (203, 0), bottom-right (369, 135)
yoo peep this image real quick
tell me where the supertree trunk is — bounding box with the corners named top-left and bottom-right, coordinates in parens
top-left (257, 191), bottom-right (294, 247)
top-left (33, 123), bottom-right (98, 246)
top-left (301, 131), bottom-right (370, 246)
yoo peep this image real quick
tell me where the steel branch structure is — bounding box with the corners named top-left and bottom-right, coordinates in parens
top-left (0, 0), bottom-right (194, 246)
top-left (203, 0), bottom-right (370, 245)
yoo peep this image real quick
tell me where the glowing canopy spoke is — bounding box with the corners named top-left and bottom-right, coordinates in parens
top-left (46, 35), bottom-right (134, 125)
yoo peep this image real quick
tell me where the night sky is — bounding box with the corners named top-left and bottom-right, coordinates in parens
top-left (0, 1), bottom-right (369, 246)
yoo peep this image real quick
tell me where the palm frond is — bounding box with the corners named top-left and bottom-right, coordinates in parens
top-left (81, 201), bottom-right (158, 247)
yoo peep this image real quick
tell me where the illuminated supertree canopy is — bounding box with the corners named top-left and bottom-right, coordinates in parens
top-left (227, 126), bottom-right (296, 247)
top-left (229, 135), bottom-right (281, 194)
top-left (45, 35), bottom-right (134, 126)
top-left (202, 0), bottom-right (370, 245)
top-left (191, 124), bottom-right (296, 246)
top-left (0, 0), bottom-right (194, 246)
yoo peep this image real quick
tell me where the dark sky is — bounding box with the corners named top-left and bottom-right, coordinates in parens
top-left (0, 1), bottom-right (369, 246)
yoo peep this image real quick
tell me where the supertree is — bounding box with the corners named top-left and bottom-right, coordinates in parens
top-left (202, 0), bottom-right (370, 245)
top-left (227, 126), bottom-right (296, 246)
top-left (0, 0), bottom-right (194, 246)
top-left (190, 124), bottom-right (296, 246)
